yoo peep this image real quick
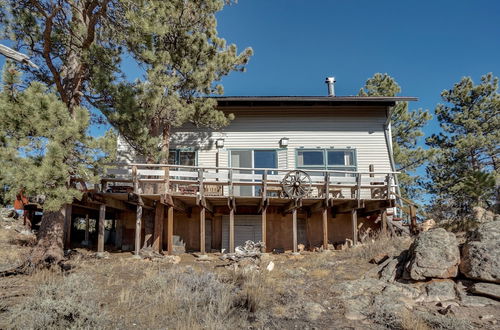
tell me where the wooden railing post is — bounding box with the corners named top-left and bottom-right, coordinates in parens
top-left (229, 169), bottom-right (234, 197)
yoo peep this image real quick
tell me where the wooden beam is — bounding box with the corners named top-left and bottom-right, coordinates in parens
top-left (292, 208), bottom-right (298, 253)
top-left (97, 204), bottom-right (106, 253)
top-left (283, 199), bottom-right (302, 215)
top-left (167, 206), bottom-right (174, 255)
top-left (152, 202), bottom-right (164, 253)
top-left (84, 214), bottom-right (90, 244)
top-left (200, 207), bottom-right (206, 254)
top-left (63, 204), bottom-right (72, 249)
top-left (135, 205), bottom-right (142, 256)
top-left (261, 206), bottom-right (267, 250)
top-left (351, 209), bottom-right (358, 246)
top-left (229, 199), bottom-right (235, 253)
top-left (334, 200), bottom-right (360, 213)
top-left (381, 210), bottom-right (388, 235)
top-left (363, 200), bottom-right (391, 213)
top-left (322, 207), bottom-right (328, 250)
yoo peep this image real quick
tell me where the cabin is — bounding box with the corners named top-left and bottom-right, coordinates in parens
top-left (61, 86), bottom-right (417, 255)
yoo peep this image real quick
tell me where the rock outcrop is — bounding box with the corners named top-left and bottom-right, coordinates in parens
top-left (405, 228), bottom-right (460, 280)
top-left (460, 221), bottom-right (500, 283)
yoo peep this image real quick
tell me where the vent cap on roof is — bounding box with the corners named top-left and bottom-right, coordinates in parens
top-left (325, 77), bottom-right (336, 96)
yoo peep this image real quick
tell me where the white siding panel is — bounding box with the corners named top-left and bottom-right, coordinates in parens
top-left (117, 107), bottom-right (392, 174)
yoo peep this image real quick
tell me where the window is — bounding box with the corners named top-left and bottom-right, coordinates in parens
top-left (168, 149), bottom-right (196, 166)
top-left (230, 149), bottom-right (278, 196)
top-left (297, 149), bottom-right (356, 174)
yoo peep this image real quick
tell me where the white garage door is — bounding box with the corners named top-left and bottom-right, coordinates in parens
top-left (222, 215), bottom-right (262, 251)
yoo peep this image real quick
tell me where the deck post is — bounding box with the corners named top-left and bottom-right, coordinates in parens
top-left (135, 205), bottom-right (142, 256)
top-left (200, 207), bottom-right (206, 254)
top-left (229, 200), bottom-right (235, 253)
top-left (84, 214), bottom-right (90, 244)
top-left (322, 207), bottom-right (328, 250)
top-left (261, 206), bottom-right (267, 250)
top-left (381, 210), bottom-right (388, 235)
top-left (167, 206), bottom-right (174, 255)
top-left (63, 204), bottom-right (72, 249)
top-left (351, 208), bottom-right (358, 246)
top-left (292, 207), bottom-right (298, 253)
top-left (97, 204), bottom-right (106, 253)
top-left (152, 202), bottom-right (164, 253)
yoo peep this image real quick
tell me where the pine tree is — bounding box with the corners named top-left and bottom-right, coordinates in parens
top-left (426, 73), bottom-right (500, 220)
top-left (97, 0), bottom-right (252, 163)
top-left (359, 73), bottom-right (433, 199)
top-left (0, 1), bottom-right (120, 267)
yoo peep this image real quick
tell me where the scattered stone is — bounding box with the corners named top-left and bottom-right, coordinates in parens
top-left (195, 254), bottom-right (214, 262)
top-left (297, 243), bottom-right (305, 252)
top-left (424, 280), bottom-right (456, 302)
top-left (470, 282), bottom-right (500, 300)
top-left (420, 219), bottom-right (436, 232)
top-left (479, 314), bottom-right (494, 321)
top-left (436, 301), bottom-right (459, 308)
top-left (164, 255), bottom-right (181, 264)
top-left (266, 261), bottom-right (275, 272)
top-left (457, 281), bottom-right (500, 307)
top-left (460, 221), bottom-right (500, 283)
top-left (139, 247), bottom-right (163, 260)
top-left (405, 228), bottom-right (460, 280)
top-left (303, 302), bottom-right (325, 321)
top-left (95, 251), bottom-right (110, 259)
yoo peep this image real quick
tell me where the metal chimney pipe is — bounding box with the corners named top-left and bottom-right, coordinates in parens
top-left (325, 77), bottom-right (336, 96)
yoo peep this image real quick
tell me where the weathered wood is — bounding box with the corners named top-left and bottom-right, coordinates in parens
top-left (200, 207), bottom-right (206, 254)
top-left (63, 204), bottom-right (72, 249)
top-left (261, 206), bottom-right (267, 249)
top-left (351, 209), bottom-right (358, 246)
top-left (229, 202), bottom-right (235, 253)
top-left (135, 205), bottom-right (142, 256)
top-left (322, 207), bottom-right (328, 249)
top-left (84, 214), bottom-right (90, 243)
top-left (97, 204), bottom-right (106, 253)
top-left (381, 210), bottom-right (388, 235)
top-left (167, 206), bottom-right (174, 255)
top-left (152, 202), bottom-right (164, 252)
top-left (292, 208), bottom-right (298, 253)
top-left (0, 44), bottom-right (39, 68)
top-left (115, 218), bottom-right (123, 249)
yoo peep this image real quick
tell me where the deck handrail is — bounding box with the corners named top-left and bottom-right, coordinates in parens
top-left (105, 162), bottom-right (400, 175)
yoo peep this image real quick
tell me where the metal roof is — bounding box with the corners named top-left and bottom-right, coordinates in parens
top-left (213, 96), bottom-right (417, 107)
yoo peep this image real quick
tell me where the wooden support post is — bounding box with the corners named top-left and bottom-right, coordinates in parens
top-left (322, 207), bottom-right (328, 250)
top-left (292, 207), bottom-right (298, 253)
top-left (97, 204), bottom-right (106, 253)
top-left (84, 214), bottom-right (90, 243)
top-left (167, 206), bottom-right (174, 255)
top-left (261, 206), bottom-right (267, 250)
top-left (351, 208), bottom-right (358, 246)
top-left (200, 207), bottom-right (206, 254)
top-left (229, 202), bottom-right (235, 253)
top-left (381, 210), bottom-right (388, 235)
top-left (152, 202), bottom-right (164, 253)
top-left (63, 204), bottom-right (72, 249)
top-left (135, 205), bottom-right (142, 256)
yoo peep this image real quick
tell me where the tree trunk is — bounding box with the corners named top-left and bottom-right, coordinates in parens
top-left (28, 209), bottom-right (66, 269)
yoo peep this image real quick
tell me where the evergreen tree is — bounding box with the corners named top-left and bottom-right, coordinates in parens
top-left (426, 73), bottom-right (500, 220)
top-left (97, 0), bottom-right (252, 163)
top-left (359, 73), bottom-right (432, 199)
top-left (0, 0), bottom-right (120, 267)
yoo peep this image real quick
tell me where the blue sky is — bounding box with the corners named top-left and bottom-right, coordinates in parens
top-left (1, 0), bottom-right (499, 141)
top-left (216, 0), bottom-right (500, 137)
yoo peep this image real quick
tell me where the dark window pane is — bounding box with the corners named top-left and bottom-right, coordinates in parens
top-left (328, 151), bottom-right (345, 166)
top-left (298, 151), bottom-right (324, 166)
top-left (254, 150), bottom-right (277, 169)
top-left (168, 151), bottom-right (176, 164)
top-left (179, 151), bottom-right (196, 166)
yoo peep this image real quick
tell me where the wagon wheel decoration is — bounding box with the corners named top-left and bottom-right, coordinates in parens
top-left (282, 170), bottom-right (312, 199)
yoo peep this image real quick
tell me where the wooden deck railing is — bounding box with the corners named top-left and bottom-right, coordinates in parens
top-left (101, 163), bottom-right (398, 201)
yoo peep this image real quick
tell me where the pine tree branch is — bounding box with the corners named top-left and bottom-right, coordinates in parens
top-left (0, 44), bottom-right (39, 69)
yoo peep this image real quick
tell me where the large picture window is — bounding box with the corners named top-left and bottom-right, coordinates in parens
top-left (297, 149), bottom-right (356, 174)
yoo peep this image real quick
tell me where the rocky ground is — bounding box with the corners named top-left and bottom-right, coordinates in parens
top-left (0, 208), bottom-right (499, 329)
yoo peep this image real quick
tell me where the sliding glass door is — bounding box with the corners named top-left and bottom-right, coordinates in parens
top-left (230, 150), bottom-right (277, 196)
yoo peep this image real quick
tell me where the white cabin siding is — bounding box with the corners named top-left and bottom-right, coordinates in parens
top-left (117, 106), bottom-right (392, 173)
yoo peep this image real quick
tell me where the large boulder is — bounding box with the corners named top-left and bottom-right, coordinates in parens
top-left (460, 221), bottom-right (500, 283)
top-left (405, 228), bottom-right (460, 280)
